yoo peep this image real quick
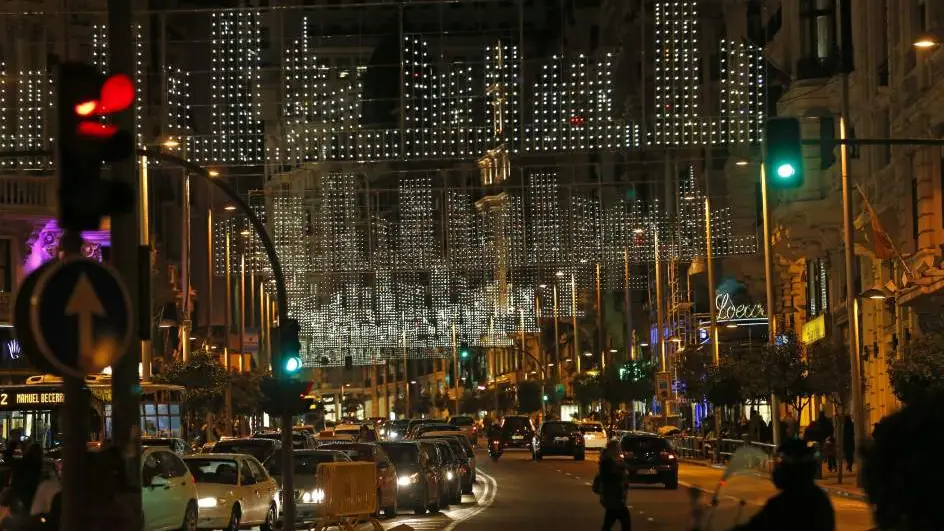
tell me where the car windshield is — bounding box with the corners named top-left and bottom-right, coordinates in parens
top-left (184, 459), bottom-right (239, 485)
top-left (418, 425), bottom-right (458, 434)
top-left (267, 453), bottom-right (337, 477)
top-left (621, 437), bottom-right (671, 453)
top-left (543, 423), bottom-right (577, 436)
top-left (212, 441), bottom-right (272, 463)
top-left (322, 444), bottom-right (371, 461)
top-left (381, 444), bottom-right (418, 466)
top-left (450, 417), bottom-right (474, 426)
top-left (579, 424), bottom-right (604, 433)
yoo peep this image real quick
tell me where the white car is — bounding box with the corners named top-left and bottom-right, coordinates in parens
top-left (183, 453), bottom-right (278, 531)
top-left (141, 446), bottom-right (199, 531)
top-left (579, 422), bottom-right (608, 450)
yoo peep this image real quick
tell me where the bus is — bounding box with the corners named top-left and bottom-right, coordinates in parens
top-left (0, 374), bottom-right (185, 449)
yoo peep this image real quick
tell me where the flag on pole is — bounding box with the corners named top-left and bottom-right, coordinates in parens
top-left (855, 183), bottom-right (903, 264)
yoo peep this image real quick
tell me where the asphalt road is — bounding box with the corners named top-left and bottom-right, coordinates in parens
top-left (446, 449), bottom-right (876, 531)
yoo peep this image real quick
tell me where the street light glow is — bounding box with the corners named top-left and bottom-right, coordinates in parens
top-left (914, 34), bottom-right (940, 48)
top-left (223, 205), bottom-right (237, 211)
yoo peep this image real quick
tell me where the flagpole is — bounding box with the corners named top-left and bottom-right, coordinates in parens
top-left (853, 183), bottom-right (913, 278)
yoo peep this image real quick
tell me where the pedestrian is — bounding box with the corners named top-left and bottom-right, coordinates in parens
top-left (822, 436), bottom-right (837, 472)
top-left (842, 416), bottom-right (854, 472)
top-left (594, 440), bottom-right (631, 531)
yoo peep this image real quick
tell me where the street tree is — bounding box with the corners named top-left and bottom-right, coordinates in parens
top-left (888, 332), bottom-right (944, 405)
top-left (807, 339), bottom-right (852, 483)
top-left (517, 380), bottom-right (543, 413)
top-left (229, 370), bottom-right (264, 418)
top-left (572, 372), bottom-right (602, 410)
top-left (155, 350), bottom-right (229, 431)
top-left (765, 335), bottom-right (812, 422)
top-left (675, 346), bottom-right (712, 402)
top-left (705, 356), bottom-right (744, 408)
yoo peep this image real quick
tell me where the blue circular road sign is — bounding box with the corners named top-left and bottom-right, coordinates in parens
top-left (28, 257), bottom-right (132, 378)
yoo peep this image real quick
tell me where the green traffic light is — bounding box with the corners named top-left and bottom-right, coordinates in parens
top-left (285, 356), bottom-right (302, 373)
top-left (542, 394), bottom-right (549, 402)
top-left (776, 163), bottom-right (796, 179)
top-left (460, 350), bottom-right (469, 359)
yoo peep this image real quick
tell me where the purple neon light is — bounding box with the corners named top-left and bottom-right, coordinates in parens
top-left (23, 219), bottom-right (110, 274)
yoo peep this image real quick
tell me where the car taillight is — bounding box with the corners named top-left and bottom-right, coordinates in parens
top-left (660, 451), bottom-right (677, 461)
top-left (575, 434), bottom-right (584, 444)
top-left (623, 451), bottom-right (634, 459)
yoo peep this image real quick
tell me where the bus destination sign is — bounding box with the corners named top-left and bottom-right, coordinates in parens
top-left (0, 390), bottom-right (65, 409)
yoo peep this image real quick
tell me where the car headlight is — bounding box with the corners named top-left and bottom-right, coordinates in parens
top-left (300, 489), bottom-right (325, 504)
top-left (446, 471), bottom-right (454, 480)
top-left (397, 473), bottom-right (419, 486)
top-left (389, 432), bottom-right (399, 440)
top-left (198, 497), bottom-right (220, 508)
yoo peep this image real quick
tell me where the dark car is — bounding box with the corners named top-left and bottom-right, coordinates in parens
top-left (620, 433), bottom-right (679, 489)
top-left (421, 434), bottom-right (476, 495)
top-left (500, 415), bottom-right (535, 448)
top-left (428, 439), bottom-right (461, 505)
top-left (252, 431), bottom-right (315, 449)
top-left (265, 449), bottom-right (351, 525)
top-left (412, 424), bottom-right (460, 438)
top-left (532, 421), bottom-right (585, 460)
top-left (380, 420), bottom-right (410, 441)
top-left (317, 441), bottom-right (399, 517)
top-left (378, 441), bottom-right (441, 515)
top-left (406, 419), bottom-right (442, 438)
top-left (210, 438), bottom-right (280, 466)
top-left (447, 415), bottom-right (479, 446)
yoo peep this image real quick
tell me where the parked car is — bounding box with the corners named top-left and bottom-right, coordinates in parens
top-left (316, 441), bottom-right (399, 517)
top-left (378, 441), bottom-right (441, 515)
top-left (265, 449), bottom-right (352, 526)
top-left (619, 433), bottom-right (679, 489)
top-left (447, 416), bottom-right (479, 446)
top-left (578, 422), bottom-right (608, 451)
top-left (532, 421), bottom-right (585, 460)
top-left (406, 419), bottom-right (442, 438)
top-left (252, 431), bottom-right (315, 449)
top-left (142, 437), bottom-right (191, 456)
top-left (379, 419), bottom-right (410, 441)
top-left (183, 453), bottom-right (278, 530)
top-left (419, 433), bottom-right (476, 494)
top-left (412, 424), bottom-right (460, 438)
top-left (140, 446), bottom-right (199, 531)
top-left (500, 415), bottom-right (535, 448)
top-left (210, 438), bottom-right (280, 466)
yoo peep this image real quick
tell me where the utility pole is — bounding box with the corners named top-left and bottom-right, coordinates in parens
top-left (180, 172), bottom-right (191, 362)
top-left (654, 228), bottom-right (667, 423)
top-left (705, 196), bottom-right (722, 453)
top-left (571, 274), bottom-right (579, 374)
top-left (759, 163), bottom-right (782, 448)
top-left (107, 1), bottom-right (144, 527)
top-left (452, 320), bottom-right (460, 416)
top-left (596, 262), bottom-right (604, 372)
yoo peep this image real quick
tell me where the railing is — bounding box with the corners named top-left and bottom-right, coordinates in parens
top-left (0, 175), bottom-right (56, 215)
top-left (671, 435), bottom-right (776, 470)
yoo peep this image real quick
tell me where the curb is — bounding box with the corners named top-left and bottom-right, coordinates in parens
top-left (679, 458), bottom-right (868, 503)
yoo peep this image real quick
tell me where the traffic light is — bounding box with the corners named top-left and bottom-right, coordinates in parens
top-left (260, 377), bottom-right (315, 416)
top-left (459, 343), bottom-right (470, 360)
top-left (764, 117), bottom-right (804, 189)
top-left (55, 62), bottom-right (135, 231)
top-left (278, 318), bottom-right (302, 377)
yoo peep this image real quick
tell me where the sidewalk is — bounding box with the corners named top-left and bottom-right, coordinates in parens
top-left (679, 457), bottom-right (867, 502)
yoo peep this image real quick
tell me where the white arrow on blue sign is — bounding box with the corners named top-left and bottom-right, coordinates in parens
top-left (28, 257), bottom-right (132, 378)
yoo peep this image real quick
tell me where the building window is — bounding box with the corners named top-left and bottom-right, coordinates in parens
top-left (801, 0), bottom-right (837, 61)
top-left (808, 258), bottom-right (829, 317)
top-left (0, 239), bottom-right (11, 293)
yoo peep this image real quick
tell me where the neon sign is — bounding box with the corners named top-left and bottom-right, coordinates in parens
top-left (715, 293), bottom-right (766, 321)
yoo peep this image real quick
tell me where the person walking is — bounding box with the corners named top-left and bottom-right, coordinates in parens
top-left (842, 416), bottom-right (854, 472)
top-left (596, 440), bottom-right (631, 531)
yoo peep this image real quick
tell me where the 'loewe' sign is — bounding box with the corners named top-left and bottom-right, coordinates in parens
top-left (716, 293), bottom-right (766, 320)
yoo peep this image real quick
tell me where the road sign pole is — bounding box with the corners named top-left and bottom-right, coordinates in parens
top-left (107, 0), bottom-right (144, 527)
top-left (59, 231), bottom-right (91, 531)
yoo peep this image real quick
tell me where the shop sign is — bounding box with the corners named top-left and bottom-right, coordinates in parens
top-left (801, 314), bottom-right (827, 345)
top-left (715, 293), bottom-right (766, 321)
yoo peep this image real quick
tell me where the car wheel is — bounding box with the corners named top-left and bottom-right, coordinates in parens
top-left (225, 504), bottom-right (241, 531)
top-left (179, 501), bottom-right (198, 531)
top-left (451, 486), bottom-right (461, 505)
top-left (438, 484), bottom-right (450, 507)
top-left (260, 503), bottom-right (276, 531)
top-left (428, 498), bottom-right (441, 513)
top-left (462, 479), bottom-right (473, 495)
top-left (382, 495), bottom-right (398, 518)
top-left (665, 477), bottom-right (679, 490)
top-left (574, 453), bottom-right (585, 461)
top-left (414, 487), bottom-right (428, 515)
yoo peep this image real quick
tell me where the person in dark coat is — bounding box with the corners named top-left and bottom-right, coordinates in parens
top-left (729, 439), bottom-right (835, 531)
top-left (8, 444), bottom-right (42, 515)
top-left (597, 440), bottom-right (631, 531)
top-left (842, 416), bottom-right (855, 472)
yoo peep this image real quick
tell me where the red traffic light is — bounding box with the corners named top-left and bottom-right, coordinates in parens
top-left (73, 74), bottom-right (135, 119)
top-left (77, 122), bottom-right (119, 138)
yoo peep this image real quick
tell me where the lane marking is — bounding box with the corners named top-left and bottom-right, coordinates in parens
top-left (442, 469), bottom-right (499, 531)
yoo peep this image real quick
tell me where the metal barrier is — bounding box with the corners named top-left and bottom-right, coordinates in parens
top-left (313, 462), bottom-right (383, 531)
top-left (671, 435), bottom-right (776, 471)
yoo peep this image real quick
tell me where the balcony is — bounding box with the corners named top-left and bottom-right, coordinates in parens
top-left (0, 174), bottom-right (56, 219)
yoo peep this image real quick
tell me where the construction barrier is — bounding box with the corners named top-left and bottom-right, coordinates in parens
top-left (312, 461), bottom-right (382, 531)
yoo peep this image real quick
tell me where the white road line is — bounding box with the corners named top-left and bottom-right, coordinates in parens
top-left (441, 469), bottom-right (498, 531)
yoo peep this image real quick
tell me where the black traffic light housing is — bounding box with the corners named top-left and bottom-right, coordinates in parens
top-left (260, 377), bottom-right (315, 416)
top-left (278, 318), bottom-right (303, 376)
top-left (764, 117), bottom-right (805, 189)
top-left (56, 62), bottom-right (135, 231)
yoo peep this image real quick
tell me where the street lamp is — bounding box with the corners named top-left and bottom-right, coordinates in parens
top-left (224, 204), bottom-right (236, 212)
top-left (162, 138), bottom-right (180, 149)
top-left (208, 170), bottom-right (220, 177)
top-left (914, 33), bottom-right (940, 49)
top-left (861, 287), bottom-right (889, 300)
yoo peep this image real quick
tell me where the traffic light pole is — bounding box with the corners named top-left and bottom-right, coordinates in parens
top-left (106, 2), bottom-right (144, 528)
